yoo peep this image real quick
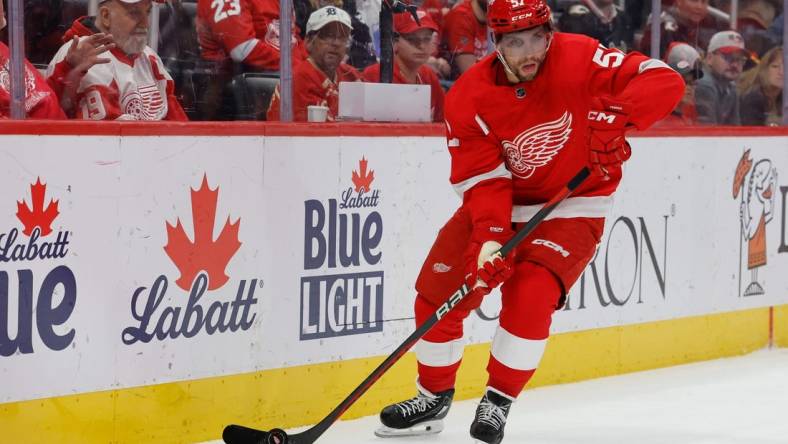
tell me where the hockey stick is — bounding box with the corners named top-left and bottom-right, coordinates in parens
top-left (223, 166), bottom-right (591, 444)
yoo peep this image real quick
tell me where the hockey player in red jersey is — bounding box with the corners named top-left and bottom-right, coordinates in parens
top-left (375, 0), bottom-right (684, 442)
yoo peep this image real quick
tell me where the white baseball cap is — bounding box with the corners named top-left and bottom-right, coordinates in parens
top-left (707, 30), bottom-right (747, 55)
top-left (306, 6), bottom-right (353, 34)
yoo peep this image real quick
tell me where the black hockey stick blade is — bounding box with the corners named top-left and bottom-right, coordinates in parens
top-left (224, 425), bottom-right (289, 444)
top-left (223, 166), bottom-right (591, 444)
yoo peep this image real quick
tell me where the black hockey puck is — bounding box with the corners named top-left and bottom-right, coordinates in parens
top-left (266, 428), bottom-right (288, 444)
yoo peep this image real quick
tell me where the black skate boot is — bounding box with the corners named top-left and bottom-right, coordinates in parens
top-left (469, 388), bottom-right (514, 444)
top-left (374, 382), bottom-right (454, 438)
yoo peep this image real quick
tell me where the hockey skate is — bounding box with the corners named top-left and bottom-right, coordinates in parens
top-left (470, 388), bottom-right (514, 444)
top-left (374, 382), bottom-right (454, 438)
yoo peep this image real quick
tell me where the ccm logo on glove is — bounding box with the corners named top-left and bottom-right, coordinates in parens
top-left (588, 111), bottom-right (617, 123)
top-left (587, 96), bottom-right (632, 180)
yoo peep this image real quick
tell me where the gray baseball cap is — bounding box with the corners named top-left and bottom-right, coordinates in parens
top-left (666, 42), bottom-right (704, 80)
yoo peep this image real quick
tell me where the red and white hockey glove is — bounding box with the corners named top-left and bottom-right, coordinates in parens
top-left (587, 97), bottom-right (632, 180)
top-left (464, 225), bottom-right (516, 296)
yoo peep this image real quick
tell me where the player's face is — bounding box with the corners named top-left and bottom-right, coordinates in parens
top-left (100, 0), bottom-right (152, 55)
top-left (308, 22), bottom-right (351, 76)
top-left (497, 27), bottom-right (551, 82)
top-left (0, 2), bottom-right (6, 30)
top-left (396, 29), bottom-right (436, 67)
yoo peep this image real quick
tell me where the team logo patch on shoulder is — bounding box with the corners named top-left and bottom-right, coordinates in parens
top-left (502, 112), bottom-right (573, 179)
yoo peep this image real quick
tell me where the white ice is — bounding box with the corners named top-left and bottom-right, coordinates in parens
top-left (209, 348), bottom-right (788, 444)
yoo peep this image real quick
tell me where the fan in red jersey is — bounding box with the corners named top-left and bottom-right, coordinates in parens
top-left (196, 0), bottom-right (307, 72)
top-left (47, 0), bottom-right (187, 121)
top-left (267, 6), bottom-right (362, 121)
top-left (362, 9), bottom-right (445, 122)
top-left (0, 0), bottom-right (65, 118)
top-left (441, 0), bottom-right (489, 78)
top-left (375, 0), bottom-right (684, 442)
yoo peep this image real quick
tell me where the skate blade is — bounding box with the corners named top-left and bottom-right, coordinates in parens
top-left (374, 420), bottom-right (444, 438)
top-left (472, 435), bottom-right (503, 444)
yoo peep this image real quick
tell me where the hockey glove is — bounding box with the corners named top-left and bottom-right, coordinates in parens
top-left (587, 97), bottom-right (632, 180)
top-left (464, 225), bottom-right (516, 296)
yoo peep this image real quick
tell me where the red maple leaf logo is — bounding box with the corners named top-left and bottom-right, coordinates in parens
top-left (164, 175), bottom-right (241, 291)
top-left (351, 156), bottom-right (375, 193)
top-left (16, 177), bottom-right (60, 237)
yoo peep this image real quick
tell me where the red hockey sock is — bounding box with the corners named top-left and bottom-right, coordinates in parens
top-left (418, 360), bottom-right (463, 393)
top-left (485, 261), bottom-right (562, 398)
top-left (487, 355), bottom-right (537, 398)
top-left (413, 295), bottom-right (470, 393)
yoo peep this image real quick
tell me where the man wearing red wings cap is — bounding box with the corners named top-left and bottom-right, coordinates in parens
top-left (362, 9), bottom-right (445, 122)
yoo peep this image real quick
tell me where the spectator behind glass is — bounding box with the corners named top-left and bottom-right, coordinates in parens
top-left (362, 9), bottom-right (445, 122)
top-left (47, 0), bottom-right (188, 120)
top-left (267, 5), bottom-right (362, 121)
top-left (293, 0), bottom-right (377, 69)
top-left (737, 0), bottom-right (780, 56)
top-left (695, 30), bottom-right (750, 125)
top-left (657, 42), bottom-right (704, 125)
top-left (0, 1), bottom-right (65, 118)
top-left (196, 0), bottom-right (308, 72)
top-left (640, 0), bottom-right (726, 58)
top-left (441, 0), bottom-right (488, 79)
top-left (739, 46), bottom-right (783, 126)
top-left (557, 0), bottom-right (634, 51)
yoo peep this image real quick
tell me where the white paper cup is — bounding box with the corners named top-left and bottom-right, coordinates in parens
top-left (307, 105), bottom-right (330, 123)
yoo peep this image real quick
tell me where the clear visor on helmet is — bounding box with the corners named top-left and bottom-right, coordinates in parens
top-left (496, 28), bottom-right (550, 60)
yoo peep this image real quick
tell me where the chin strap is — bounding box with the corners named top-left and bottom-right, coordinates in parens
top-left (495, 48), bottom-right (519, 82)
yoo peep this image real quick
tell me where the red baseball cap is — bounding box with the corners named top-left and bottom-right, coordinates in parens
top-left (394, 9), bottom-right (439, 35)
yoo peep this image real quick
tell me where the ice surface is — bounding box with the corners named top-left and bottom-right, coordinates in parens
top-left (206, 349), bottom-right (788, 444)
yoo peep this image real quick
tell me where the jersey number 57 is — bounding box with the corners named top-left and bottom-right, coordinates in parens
top-left (592, 45), bottom-right (624, 68)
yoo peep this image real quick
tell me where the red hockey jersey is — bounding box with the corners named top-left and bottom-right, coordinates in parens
top-left (267, 59), bottom-right (362, 121)
top-left (0, 42), bottom-right (65, 119)
top-left (362, 62), bottom-right (445, 122)
top-left (446, 32), bottom-right (683, 231)
top-left (197, 0), bottom-right (307, 71)
top-left (47, 17), bottom-right (187, 121)
top-left (441, 0), bottom-right (489, 64)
